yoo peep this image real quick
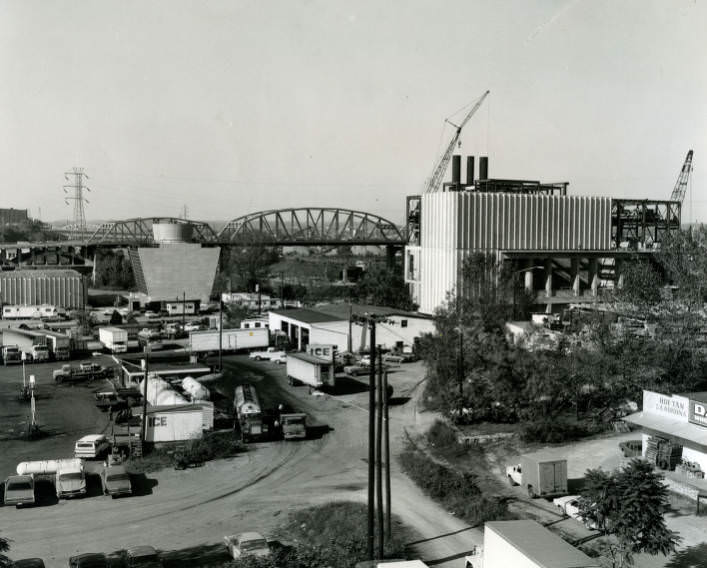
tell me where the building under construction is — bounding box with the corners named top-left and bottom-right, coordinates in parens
top-left (405, 155), bottom-right (682, 315)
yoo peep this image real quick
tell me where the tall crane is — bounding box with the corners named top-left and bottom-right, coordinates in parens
top-left (670, 149), bottom-right (694, 204)
top-left (424, 90), bottom-right (490, 193)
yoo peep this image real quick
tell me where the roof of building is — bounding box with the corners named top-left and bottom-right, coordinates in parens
top-left (624, 410), bottom-right (707, 449)
top-left (0, 269), bottom-right (82, 278)
top-left (315, 303), bottom-right (430, 320)
top-left (269, 308), bottom-right (342, 324)
top-left (290, 352), bottom-right (332, 365)
top-left (486, 520), bottom-right (599, 568)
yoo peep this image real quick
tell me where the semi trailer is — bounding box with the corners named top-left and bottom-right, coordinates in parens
top-left (190, 328), bottom-right (269, 354)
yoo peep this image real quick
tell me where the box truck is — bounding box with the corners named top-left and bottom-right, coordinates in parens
top-left (99, 327), bottom-right (128, 353)
top-left (286, 352), bottom-right (335, 391)
top-left (190, 328), bottom-right (269, 354)
top-left (506, 451), bottom-right (567, 498)
top-left (464, 520), bottom-right (599, 568)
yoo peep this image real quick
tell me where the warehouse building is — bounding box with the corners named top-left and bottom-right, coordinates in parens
top-left (405, 155), bottom-right (680, 314)
top-left (268, 304), bottom-right (434, 352)
top-left (128, 222), bottom-right (220, 309)
top-left (0, 269), bottom-right (85, 309)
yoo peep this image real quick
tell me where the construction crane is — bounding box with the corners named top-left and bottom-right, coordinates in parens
top-left (670, 149), bottom-right (694, 203)
top-left (424, 90), bottom-right (490, 193)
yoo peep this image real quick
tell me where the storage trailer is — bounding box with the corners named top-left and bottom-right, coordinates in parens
top-left (286, 352), bottom-right (335, 390)
top-left (99, 327), bottom-right (128, 353)
top-left (189, 328), bottom-right (269, 354)
top-left (506, 451), bottom-right (567, 498)
top-left (464, 520), bottom-right (599, 568)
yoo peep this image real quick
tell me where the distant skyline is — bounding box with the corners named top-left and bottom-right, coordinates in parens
top-left (1, 0), bottom-right (705, 225)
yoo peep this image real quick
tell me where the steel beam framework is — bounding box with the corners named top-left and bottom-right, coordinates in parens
top-left (218, 208), bottom-right (404, 246)
top-left (81, 217), bottom-right (218, 246)
top-left (611, 199), bottom-right (681, 249)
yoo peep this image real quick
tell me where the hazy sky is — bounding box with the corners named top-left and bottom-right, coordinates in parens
top-left (1, 0), bottom-right (705, 225)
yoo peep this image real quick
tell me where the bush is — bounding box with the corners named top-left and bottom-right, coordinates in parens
top-left (520, 419), bottom-right (590, 444)
top-left (427, 419), bottom-right (458, 450)
top-left (173, 431), bottom-right (244, 468)
top-left (399, 441), bottom-right (511, 525)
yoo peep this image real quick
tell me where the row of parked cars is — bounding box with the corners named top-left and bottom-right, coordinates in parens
top-left (3, 435), bottom-right (131, 507)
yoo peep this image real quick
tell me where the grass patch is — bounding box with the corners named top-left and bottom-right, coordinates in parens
top-left (399, 438), bottom-right (512, 525)
top-left (520, 418), bottom-right (596, 444)
top-left (226, 501), bottom-right (413, 568)
top-left (126, 431), bottom-right (245, 473)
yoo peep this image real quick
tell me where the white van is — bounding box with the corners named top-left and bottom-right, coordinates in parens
top-left (74, 434), bottom-right (111, 459)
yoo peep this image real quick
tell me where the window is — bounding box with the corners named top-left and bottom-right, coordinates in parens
top-left (255, 322), bottom-right (261, 328)
top-left (401, 319), bottom-right (408, 328)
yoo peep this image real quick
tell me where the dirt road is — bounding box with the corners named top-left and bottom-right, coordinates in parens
top-left (2, 357), bottom-right (481, 566)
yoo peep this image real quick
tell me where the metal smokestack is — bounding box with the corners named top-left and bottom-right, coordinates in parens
top-left (479, 156), bottom-right (489, 180)
top-left (452, 155), bottom-right (461, 187)
top-left (466, 156), bottom-right (475, 186)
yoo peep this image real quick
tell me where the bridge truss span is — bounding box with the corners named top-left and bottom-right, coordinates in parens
top-left (218, 207), bottom-right (404, 246)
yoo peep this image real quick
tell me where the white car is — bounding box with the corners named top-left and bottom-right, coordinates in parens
top-left (274, 353), bottom-right (287, 365)
top-left (183, 322), bottom-right (202, 332)
top-left (223, 532), bottom-right (270, 559)
top-left (552, 495), bottom-right (598, 529)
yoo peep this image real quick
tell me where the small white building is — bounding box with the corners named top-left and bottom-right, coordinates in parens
top-left (268, 304), bottom-right (435, 352)
top-left (222, 292), bottom-right (282, 311)
top-left (137, 402), bottom-right (214, 443)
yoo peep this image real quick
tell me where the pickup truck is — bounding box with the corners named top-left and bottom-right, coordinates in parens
top-left (249, 347), bottom-right (286, 362)
top-left (53, 363), bottom-right (112, 384)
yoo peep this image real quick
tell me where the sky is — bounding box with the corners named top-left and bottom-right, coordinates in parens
top-left (1, 0), bottom-right (706, 226)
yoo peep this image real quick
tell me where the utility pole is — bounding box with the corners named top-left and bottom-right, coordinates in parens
top-left (383, 369), bottom-right (391, 539)
top-left (218, 297), bottom-right (223, 372)
top-left (367, 318), bottom-right (377, 560)
top-left (182, 291), bottom-right (186, 328)
top-left (63, 167), bottom-right (90, 241)
top-left (376, 344), bottom-right (384, 559)
top-left (141, 348), bottom-right (150, 443)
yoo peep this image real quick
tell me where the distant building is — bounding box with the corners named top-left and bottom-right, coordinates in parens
top-left (0, 208), bottom-right (29, 225)
top-left (0, 269), bottom-right (85, 309)
top-left (129, 243), bottom-right (220, 306)
top-left (222, 292), bottom-right (282, 311)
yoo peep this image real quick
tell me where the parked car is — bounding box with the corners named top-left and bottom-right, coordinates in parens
top-left (75, 434), bottom-right (111, 459)
top-left (619, 439), bottom-right (642, 457)
top-left (124, 546), bottom-right (162, 567)
top-left (68, 553), bottom-right (109, 568)
top-left (552, 495), bottom-right (598, 529)
top-left (101, 463), bottom-right (132, 498)
top-left (223, 532), bottom-right (271, 559)
top-left (183, 322), bottom-right (202, 332)
top-left (143, 311), bottom-right (159, 319)
top-left (13, 559), bottom-right (46, 568)
top-left (3, 474), bottom-right (35, 507)
top-left (382, 353), bottom-right (404, 365)
top-left (274, 353), bottom-right (287, 365)
top-left (344, 364), bottom-right (367, 377)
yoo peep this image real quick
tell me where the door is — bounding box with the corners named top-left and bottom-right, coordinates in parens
top-left (539, 462), bottom-right (563, 494)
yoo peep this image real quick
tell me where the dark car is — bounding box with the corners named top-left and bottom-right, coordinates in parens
top-left (68, 553), bottom-right (109, 568)
top-left (124, 545), bottom-right (162, 567)
top-left (13, 560), bottom-right (46, 568)
top-left (100, 464), bottom-right (132, 498)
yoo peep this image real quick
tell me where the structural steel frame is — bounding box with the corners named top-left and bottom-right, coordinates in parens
top-left (611, 199), bottom-right (681, 249)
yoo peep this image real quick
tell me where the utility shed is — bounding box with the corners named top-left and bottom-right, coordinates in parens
top-left (484, 520), bottom-right (599, 568)
top-left (137, 403), bottom-right (213, 443)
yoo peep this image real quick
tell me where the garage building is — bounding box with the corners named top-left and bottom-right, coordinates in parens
top-left (268, 304), bottom-right (435, 352)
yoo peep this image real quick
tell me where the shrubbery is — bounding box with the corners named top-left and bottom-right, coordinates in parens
top-left (399, 440), bottom-right (510, 525)
top-left (520, 419), bottom-right (592, 444)
top-left (173, 432), bottom-right (244, 469)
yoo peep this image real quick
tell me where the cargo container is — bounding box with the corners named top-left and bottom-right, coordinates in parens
top-left (506, 452), bottom-right (567, 498)
top-left (99, 326), bottom-right (128, 353)
top-left (286, 352), bottom-right (335, 390)
top-left (464, 520), bottom-right (599, 568)
top-left (189, 328), bottom-right (269, 354)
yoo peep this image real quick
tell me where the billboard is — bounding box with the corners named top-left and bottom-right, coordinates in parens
top-left (643, 390), bottom-right (689, 422)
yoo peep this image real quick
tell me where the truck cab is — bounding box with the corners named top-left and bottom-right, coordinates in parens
top-left (280, 413), bottom-right (307, 440)
top-left (2, 345), bottom-right (21, 365)
top-left (30, 344), bottom-right (50, 362)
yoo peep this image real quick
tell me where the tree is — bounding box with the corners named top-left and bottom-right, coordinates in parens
top-left (109, 310), bottom-right (123, 325)
top-left (0, 532), bottom-right (11, 568)
top-left (578, 459), bottom-right (680, 567)
top-left (354, 263), bottom-right (416, 310)
top-left (614, 258), bottom-right (663, 307)
top-left (219, 235), bottom-right (280, 292)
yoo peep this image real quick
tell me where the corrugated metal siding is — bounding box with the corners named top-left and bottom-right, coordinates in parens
top-left (422, 192), bottom-right (611, 251)
top-left (0, 270), bottom-right (84, 308)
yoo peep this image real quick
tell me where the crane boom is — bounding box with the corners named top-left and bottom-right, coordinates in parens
top-left (424, 90), bottom-right (490, 193)
top-left (670, 149), bottom-right (694, 203)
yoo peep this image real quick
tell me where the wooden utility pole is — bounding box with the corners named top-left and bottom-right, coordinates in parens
top-left (218, 298), bottom-right (223, 372)
top-left (367, 320), bottom-right (376, 560)
top-left (376, 345), bottom-right (384, 559)
top-left (383, 369), bottom-right (391, 539)
top-left (140, 348), bottom-right (150, 443)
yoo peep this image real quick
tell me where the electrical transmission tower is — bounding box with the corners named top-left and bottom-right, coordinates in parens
top-left (63, 167), bottom-right (90, 240)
